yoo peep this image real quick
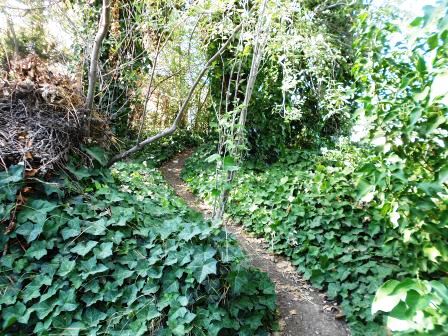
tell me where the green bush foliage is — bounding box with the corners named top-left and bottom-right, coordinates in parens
top-left (205, 0), bottom-right (356, 162)
top-left (0, 161), bottom-right (276, 335)
top-left (182, 141), bottom-right (447, 335)
top-left (352, 3), bottom-right (448, 334)
top-left (182, 3), bottom-right (448, 335)
top-left (130, 129), bottom-right (205, 167)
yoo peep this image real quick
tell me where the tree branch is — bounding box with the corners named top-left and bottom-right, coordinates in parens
top-left (85, 0), bottom-right (111, 116)
top-left (107, 21), bottom-right (244, 166)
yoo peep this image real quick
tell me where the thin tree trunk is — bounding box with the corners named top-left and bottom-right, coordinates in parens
top-left (107, 21), bottom-right (244, 166)
top-left (6, 15), bottom-right (18, 58)
top-left (136, 35), bottom-right (163, 144)
top-left (136, 12), bottom-right (196, 143)
top-left (85, 0), bottom-right (111, 125)
top-left (215, 0), bottom-right (270, 220)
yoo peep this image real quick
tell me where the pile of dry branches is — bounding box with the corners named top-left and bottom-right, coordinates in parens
top-left (0, 55), bottom-right (85, 174)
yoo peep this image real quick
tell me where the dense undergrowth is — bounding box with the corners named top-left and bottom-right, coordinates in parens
top-left (0, 152), bottom-right (276, 335)
top-left (130, 130), bottom-right (205, 167)
top-left (182, 4), bottom-right (448, 335)
top-left (182, 143), bottom-right (448, 335)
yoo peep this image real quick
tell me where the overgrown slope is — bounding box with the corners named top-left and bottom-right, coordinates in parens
top-left (0, 159), bottom-right (276, 335)
top-left (182, 144), bottom-right (448, 335)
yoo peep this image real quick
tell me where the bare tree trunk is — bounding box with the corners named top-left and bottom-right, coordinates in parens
top-left (0, 6), bottom-right (19, 59)
top-left (6, 16), bottom-right (18, 58)
top-left (136, 35), bottom-right (163, 144)
top-left (215, 0), bottom-right (270, 220)
top-left (85, 0), bottom-right (111, 126)
top-left (107, 21), bottom-right (244, 166)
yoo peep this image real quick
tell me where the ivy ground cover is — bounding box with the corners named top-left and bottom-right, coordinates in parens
top-left (0, 161), bottom-right (276, 335)
top-left (182, 144), bottom-right (448, 335)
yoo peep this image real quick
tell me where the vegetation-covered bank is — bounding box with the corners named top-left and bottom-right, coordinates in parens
top-left (182, 142), bottom-right (448, 335)
top-left (1, 0), bottom-right (447, 334)
top-left (183, 3), bottom-right (448, 335)
top-left (183, 145), bottom-right (386, 333)
top-left (0, 158), bottom-right (276, 335)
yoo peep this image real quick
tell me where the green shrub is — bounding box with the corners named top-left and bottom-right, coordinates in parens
top-left (182, 3), bottom-right (448, 335)
top-left (0, 162), bottom-right (276, 335)
top-left (351, 3), bottom-right (448, 334)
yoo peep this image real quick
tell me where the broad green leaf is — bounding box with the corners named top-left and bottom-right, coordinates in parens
top-left (159, 217), bottom-right (182, 240)
top-left (0, 164), bottom-right (24, 200)
top-left (32, 297), bottom-right (58, 319)
top-left (22, 275), bottom-right (52, 303)
top-left (83, 307), bottom-right (107, 326)
top-left (84, 218), bottom-right (108, 236)
top-left (25, 241), bottom-right (48, 260)
top-left (80, 256), bottom-right (109, 279)
top-left (55, 288), bottom-right (78, 312)
top-left (17, 199), bottom-right (58, 224)
top-left (16, 221), bottom-right (44, 242)
top-left (2, 301), bottom-right (27, 328)
top-left (84, 146), bottom-right (109, 166)
top-left (0, 163), bottom-right (24, 186)
top-left (70, 241), bottom-right (98, 256)
top-left (110, 206), bottom-right (134, 226)
top-left (427, 33), bottom-right (439, 49)
top-left (61, 218), bottom-right (82, 240)
top-left (178, 225), bottom-right (201, 241)
top-left (189, 258), bottom-right (217, 283)
top-left (58, 258), bottom-right (76, 276)
top-left (416, 56), bottom-right (426, 73)
top-left (94, 242), bottom-right (113, 259)
top-left (372, 280), bottom-right (405, 314)
top-left (66, 163), bottom-right (92, 180)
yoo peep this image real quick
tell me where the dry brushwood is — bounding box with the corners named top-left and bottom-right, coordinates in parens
top-left (0, 55), bottom-right (85, 174)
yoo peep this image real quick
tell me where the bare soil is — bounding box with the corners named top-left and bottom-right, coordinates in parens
top-left (160, 150), bottom-right (350, 336)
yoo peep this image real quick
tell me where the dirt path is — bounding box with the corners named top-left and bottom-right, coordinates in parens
top-left (160, 150), bottom-right (350, 336)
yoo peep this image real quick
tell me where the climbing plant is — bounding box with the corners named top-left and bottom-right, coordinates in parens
top-left (182, 144), bottom-right (399, 334)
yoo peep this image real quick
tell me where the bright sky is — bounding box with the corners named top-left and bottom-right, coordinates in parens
top-left (372, 0), bottom-right (437, 14)
top-left (0, 0), bottom-right (74, 49)
top-left (0, 0), bottom-right (438, 52)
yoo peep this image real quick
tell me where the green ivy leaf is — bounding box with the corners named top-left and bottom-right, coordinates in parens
top-left (22, 274), bottom-right (52, 303)
top-left (188, 255), bottom-right (217, 283)
top-left (80, 256), bottom-right (109, 279)
top-left (58, 258), bottom-right (76, 276)
top-left (84, 146), bottom-right (108, 166)
top-left (66, 162), bottom-right (92, 180)
top-left (32, 297), bottom-right (58, 319)
top-left (61, 218), bottom-right (82, 240)
top-left (83, 307), bottom-right (107, 326)
top-left (94, 242), bottom-right (113, 259)
top-left (70, 241), bottom-right (99, 256)
top-left (25, 241), bottom-right (48, 260)
top-left (16, 221), bottom-right (44, 242)
top-left (17, 199), bottom-right (58, 224)
top-left (2, 301), bottom-right (27, 328)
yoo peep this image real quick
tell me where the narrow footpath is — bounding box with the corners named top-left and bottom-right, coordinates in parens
top-left (160, 150), bottom-right (349, 336)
